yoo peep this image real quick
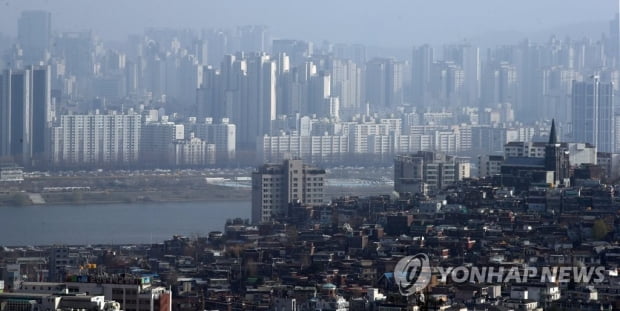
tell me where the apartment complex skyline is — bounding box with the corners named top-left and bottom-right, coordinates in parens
top-left (0, 8), bottom-right (620, 170)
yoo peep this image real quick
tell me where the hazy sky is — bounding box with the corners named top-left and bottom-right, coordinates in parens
top-left (0, 0), bottom-right (617, 46)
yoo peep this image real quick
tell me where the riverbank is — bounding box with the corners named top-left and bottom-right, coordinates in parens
top-left (0, 184), bottom-right (250, 207)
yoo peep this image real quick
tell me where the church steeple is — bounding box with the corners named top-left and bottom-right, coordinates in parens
top-left (548, 119), bottom-right (558, 145)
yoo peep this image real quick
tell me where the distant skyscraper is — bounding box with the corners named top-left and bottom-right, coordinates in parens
top-left (204, 29), bottom-right (231, 68)
top-left (244, 54), bottom-right (277, 144)
top-left (1, 69), bottom-right (31, 164)
top-left (54, 32), bottom-right (95, 78)
top-left (31, 66), bottom-right (52, 165)
top-left (609, 11), bottom-right (620, 67)
top-left (333, 43), bottom-right (366, 65)
top-left (17, 10), bottom-right (52, 64)
top-left (192, 39), bottom-right (209, 66)
top-left (515, 41), bottom-right (544, 122)
top-left (272, 40), bottom-right (312, 67)
top-left (308, 71), bottom-right (332, 117)
top-left (365, 58), bottom-right (403, 110)
top-left (443, 44), bottom-right (480, 107)
top-left (330, 59), bottom-right (362, 118)
top-left (571, 77), bottom-right (615, 152)
top-left (481, 61), bottom-right (517, 108)
top-left (411, 45), bottom-right (434, 107)
top-left (428, 61), bottom-right (464, 108)
top-left (0, 66), bottom-right (51, 167)
top-left (541, 67), bottom-right (580, 124)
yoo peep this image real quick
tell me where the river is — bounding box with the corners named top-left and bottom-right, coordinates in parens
top-left (0, 201), bottom-right (250, 246)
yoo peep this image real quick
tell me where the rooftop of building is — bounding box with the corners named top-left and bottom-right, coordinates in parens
top-left (502, 157), bottom-right (545, 167)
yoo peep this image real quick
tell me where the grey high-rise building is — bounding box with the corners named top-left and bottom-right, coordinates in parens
top-left (204, 29), bottom-right (231, 68)
top-left (240, 53), bottom-right (277, 146)
top-left (1, 69), bottom-right (31, 164)
top-left (411, 45), bottom-right (434, 107)
top-left (31, 66), bottom-right (52, 165)
top-left (0, 66), bottom-right (51, 167)
top-left (331, 59), bottom-right (363, 118)
top-left (333, 43), bottom-right (366, 65)
top-left (609, 11), bottom-right (620, 67)
top-left (54, 32), bottom-right (95, 78)
top-left (308, 71), bottom-right (332, 117)
top-left (571, 77), bottom-right (615, 153)
top-left (481, 61), bottom-right (517, 108)
top-left (17, 10), bottom-right (52, 64)
top-left (366, 58), bottom-right (403, 110)
top-left (443, 44), bottom-right (480, 107)
top-left (272, 40), bottom-right (312, 67)
top-left (515, 41), bottom-right (544, 121)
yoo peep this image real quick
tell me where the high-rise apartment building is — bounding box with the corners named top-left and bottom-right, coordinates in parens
top-left (571, 77), bottom-right (615, 152)
top-left (257, 134), bottom-right (349, 164)
top-left (411, 45), bottom-right (434, 107)
top-left (541, 67), bottom-right (580, 124)
top-left (194, 118), bottom-right (236, 163)
top-left (365, 58), bottom-right (404, 109)
top-left (333, 43), bottom-right (366, 65)
top-left (169, 134), bottom-right (215, 166)
top-left (240, 53), bottom-right (277, 146)
top-left (50, 112), bottom-right (141, 167)
top-left (54, 32), bottom-right (95, 79)
top-left (272, 40), bottom-right (312, 67)
top-left (481, 62), bottom-right (517, 108)
top-left (196, 52), bottom-right (275, 148)
top-left (394, 151), bottom-right (468, 195)
top-left (308, 71), bottom-right (332, 117)
top-left (330, 59), bottom-right (362, 119)
top-left (140, 121), bottom-right (185, 167)
top-left (443, 44), bottom-right (481, 107)
top-left (251, 159), bottom-right (325, 224)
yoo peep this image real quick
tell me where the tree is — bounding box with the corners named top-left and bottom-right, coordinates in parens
top-left (592, 219), bottom-right (610, 240)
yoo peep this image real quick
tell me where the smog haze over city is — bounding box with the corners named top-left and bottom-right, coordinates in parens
top-left (2, 1), bottom-right (620, 310)
top-left (0, 0), bottom-right (615, 45)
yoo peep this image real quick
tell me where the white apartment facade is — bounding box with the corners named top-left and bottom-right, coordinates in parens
top-left (50, 112), bottom-right (141, 166)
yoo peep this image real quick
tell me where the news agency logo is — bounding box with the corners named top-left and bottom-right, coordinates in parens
top-left (393, 253), bottom-right (608, 296)
top-left (394, 253), bottom-right (432, 296)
